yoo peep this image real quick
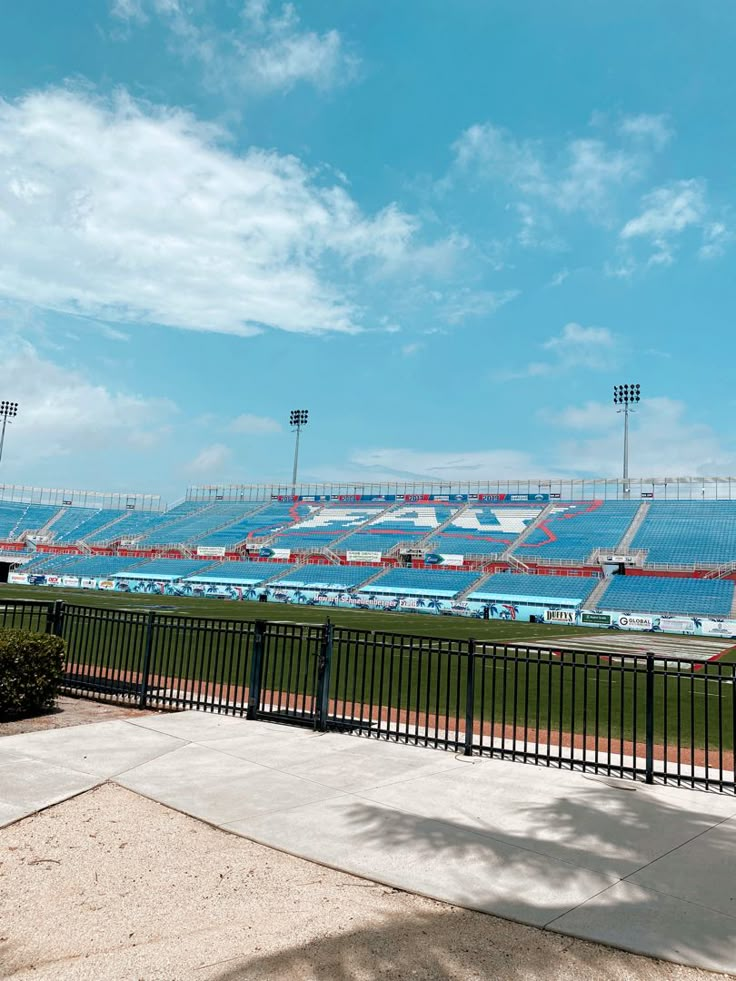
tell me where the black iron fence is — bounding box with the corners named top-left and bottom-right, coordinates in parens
top-left (3, 598), bottom-right (734, 792)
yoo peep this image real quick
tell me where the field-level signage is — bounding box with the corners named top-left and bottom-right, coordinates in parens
top-left (544, 609), bottom-right (577, 624)
top-left (618, 614), bottom-right (653, 630)
top-left (580, 612), bottom-right (611, 625)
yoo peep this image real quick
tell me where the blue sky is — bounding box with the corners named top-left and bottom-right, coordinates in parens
top-left (1, 0), bottom-right (734, 501)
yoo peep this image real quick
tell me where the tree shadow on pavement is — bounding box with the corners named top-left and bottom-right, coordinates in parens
top-left (215, 771), bottom-right (736, 979)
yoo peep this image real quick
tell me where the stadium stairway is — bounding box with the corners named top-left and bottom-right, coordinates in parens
top-left (501, 502), bottom-right (556, 560)
top-left (324, 502), bottom-right (400, 554)
top-left (730, 586), bottom-right (736, 619)
top-left (456, 571), bottom-right (492, 601)
top-left (351, 566), bottom-right (390, 591)
top-left (35, 507), bottom-right (68, 538)
top-left (584, 575), bottom-right (613, 609)
top-left (615, 501), bottom-right (650, 553)
top-left (404, 502), bottom-right (473, 554)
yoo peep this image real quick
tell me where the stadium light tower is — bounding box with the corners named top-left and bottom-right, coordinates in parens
top-left (613, 384), bottom-right (640, 496)
top-left (0, 401), bottom-right (19, 465)
top-left (289, 409), bottom-right (309, 491)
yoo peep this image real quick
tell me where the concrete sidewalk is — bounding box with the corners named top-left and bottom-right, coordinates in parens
top-left (2, 710), bottom-right (736, 974)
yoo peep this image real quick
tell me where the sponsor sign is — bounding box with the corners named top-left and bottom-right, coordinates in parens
top-left (618, 614), bottom-right (653, 630)
top-left (641, 492), bottom-right (654, 498)
top-left (346, 550), bottom-right (382, 563)
top-left (98, 579), bottom-right (117, 590)
top-left (580, 612), bottom-right (611, 625)
top-left (659, 617), bottom-right (695, 634)
top-left (81, 577), bottom-right (98, 589)
top-left (425, 553), bottom-right (464, 567)
top-left (258, 547), bottom-right (291, 560)
top-left (8, 572), bottom-right (28, 584)
top-left (701, 619), bottom-right (736, 637)
top-left (196, 546), bottom-right (226, 558)
top-left (544, 609), bottom-right (577, 624)
top-left (46, 575), bottom-right (60, 586)
top-left (602, 554), bottom-right (637, 564)
top-left (62, 576), bottom-right (80, 587)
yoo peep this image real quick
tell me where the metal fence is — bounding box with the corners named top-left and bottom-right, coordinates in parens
top-left (3, 598), bottom-right (734, 793)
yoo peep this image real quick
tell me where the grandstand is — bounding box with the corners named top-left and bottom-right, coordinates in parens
top-left (467, 572), bottom-right (599, 606)
top-left (3, 480), bottom-right (736, 627)
top-left (358, 567), bottom-right (482, 597)
top-left (598, 574), bottom-right (734, 617)
top-left (516, 501), bottom-right (641, 562)
top-left (425, 503), bottom-right (545, 556)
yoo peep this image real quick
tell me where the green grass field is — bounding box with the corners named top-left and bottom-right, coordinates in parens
top-left (0, 582), bottom-right (589, 642)
top-left (1, 583), bottom-right (733, 759)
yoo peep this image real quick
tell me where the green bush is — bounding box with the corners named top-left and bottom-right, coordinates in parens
top-left (0, 629), bottom-right (65, 717)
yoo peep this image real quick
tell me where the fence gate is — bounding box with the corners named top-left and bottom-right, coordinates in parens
top-left (248, 620), bottom-right (332, 729)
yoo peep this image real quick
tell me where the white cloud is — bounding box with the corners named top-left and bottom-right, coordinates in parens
top-left (618, 113), bottom-right (673, 150)
top-left (621, 179), bottom-right (707, 241)
top-left (400, 342), bottom-right (422, 357)
top-left (228, 413), bottom-right (281, 435)
top-left (451, 123), bottom-right (643, 218)
top-left (441, 287), bottom-right (519, 324)
top-left (0, 341), bottom-right (175, 468)
top-left (547, 268), bottom-right (569, 287)
top-left (342, 448), bottom-right (543, 482)
top-left (0, 87), bottom-right (443, 338)
top-left (552, 397), bottom-right (736, 475)
top-left (501, 322), bottom-right (616, 380)
top-left (699, 221), bottom-right (730, 260)
top-left (114, 0), bottom-right (358, 94)
top-left (187, 443), bottom-right (232, 474)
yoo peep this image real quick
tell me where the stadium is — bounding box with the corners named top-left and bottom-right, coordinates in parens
top-left (3, 473), bottom-right (736, 645)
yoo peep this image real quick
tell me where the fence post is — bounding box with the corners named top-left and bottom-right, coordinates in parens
top-left (316, 620), bottom-right (334, 732)
top-left (139, 610), bottom-right (156, 710)
top-left (45, 600), bottom-right (64, 637)
top-left (645, 654), bottom-right (655, 784)
top-left (464, 639), bottom-right (476, 757)
top-left (246, 620), bottom-right (267, 721)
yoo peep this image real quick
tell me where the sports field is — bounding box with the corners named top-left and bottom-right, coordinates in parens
top-left (2, 583), bottom-right (734, 760)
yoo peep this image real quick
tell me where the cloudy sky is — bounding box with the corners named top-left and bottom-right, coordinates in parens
top-left (1, 1), bottom-right (734, 500)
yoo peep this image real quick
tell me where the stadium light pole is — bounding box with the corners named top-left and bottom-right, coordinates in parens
top-left (0, 401), bottom-right (19, 465)
top-left (613, 384), bottom-right (640, 497)
top-left (289, 409), bottom-right (309, 492)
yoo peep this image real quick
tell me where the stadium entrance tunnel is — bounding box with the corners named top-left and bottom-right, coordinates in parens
top-left (0, 562), bottom-right (11, 584)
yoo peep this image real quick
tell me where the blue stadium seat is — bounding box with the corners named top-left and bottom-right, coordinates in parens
top-left (359, 567), bottom-right (483, 597)
top-left (425, 504), bottom-right (545, 557)
top-left (601, 575), bottom-right (734, 616)
top-left (468, 572), bottom-right (599, 605)
top-left (186, 560), bottom-right (295, 583)
top-left (517, 502), bottom-right (640, 561)
top-left (631, 502), bottom-right (736, 565)
top-left (271, 565), bottom-right (377, 589)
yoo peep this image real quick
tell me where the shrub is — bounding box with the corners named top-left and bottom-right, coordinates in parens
top-left (0, 629), bottom-right (65, 717)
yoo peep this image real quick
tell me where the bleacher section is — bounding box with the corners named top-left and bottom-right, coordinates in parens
top-left (518, 501), bottom-right (640, 561)
top-left (187, 561), bottom-right (294, 584)
top-left (271, 565), bottom-right (376, 590)
top-left (601, 575), bottom-right (734, 617)
top-left (468, 572), bottom-right (599, 605)
top-left (52, 508), bottom-right (127, 544)
top-left (0, 503), bottom-right (60, 540)
top-left (117, 559), bottom-right (212, 579)
top-left (359, 568), bottom-right (482, 597)
top-left (425, 504), bottom-right (544, 556)
top-left (269, 503), bottom-right (389, 551)
top-left (194, 500), bottom-right (316, 549)
top-left (85, 506), bottom-right (195, 545)
top-left (337, 504), bottom-right (458, 556)
top-left (630, 501), bottom-right (736, 565)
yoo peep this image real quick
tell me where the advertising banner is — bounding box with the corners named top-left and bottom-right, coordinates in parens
top-left (617, 614), bottom-right (653, 630)
top-left (580, 611), bottom-right (611, 625)
top-left (196, 546), bottom-right (226, 557)
top-left (8, 572), bottom-right (28, 584)
top-left (544, 609), bottom-right (577, 624)
top-left (62, 576), bottom-right (80, 588)
top-left (98, 579), bottom-right (117, 590)
top-left (424, 553), bottom-right (464, 567)
top-left (81, 577), bottom-right (98, 590)
top-left (659, 617), bottom-right (696, 634)
top-left (346, 550), bottom-right (382, 563)
top-left (700, 619), bottom-right (736, 637)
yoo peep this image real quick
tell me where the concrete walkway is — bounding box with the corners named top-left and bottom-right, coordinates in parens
top-left (2, 710), bottom-right (736, 975)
